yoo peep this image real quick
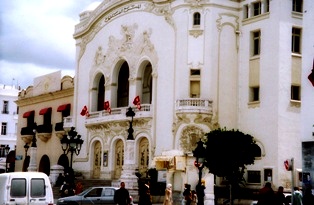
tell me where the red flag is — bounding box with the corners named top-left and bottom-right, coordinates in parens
top-left (133, 96), bottom-right (141, 110)
top-left (104, 101), bottom-right (111, 114)
top-left (80, 105), bottom-right (90, 117)
top-left (308, 58), bottom-right (314, 87)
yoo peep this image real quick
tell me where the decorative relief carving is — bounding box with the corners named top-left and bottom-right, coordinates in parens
top-left (189, 29), bottom-right (203, 38)
top-left (180, 125), bottom-right (205, 153)
top-left (185, 0), bottom-right (209, 8)
top-left (94, 46), bottom-right (105, 66)
top-left (216, 13), bottom-right (239, 32)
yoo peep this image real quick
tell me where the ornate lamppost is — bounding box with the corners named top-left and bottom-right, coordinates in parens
top-left (60, 127), bottom-right (84, 172)
top-left (193, 139), bottom-right (206, 205)
top-left (24, 143), bottom-right (29, 156)
top-left (126, 107), bottom-right (135, 140)
top-left (120, 106), bottom-right (138, 198)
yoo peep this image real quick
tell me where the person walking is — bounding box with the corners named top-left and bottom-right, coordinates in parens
top-left (292, 187), bottom-right (302, 205)
top-left (183, 184), bottom-right (192, 205)
top-left (257, 182), bottom-right (275, 205)
top-left (274, 186), bottom-right (287, 205)
top-left (114, 182), bottom-right (131, 205)
top-left (163, 183), bottom-right (173, 205)
top-left (302, 185), bottom-right (314, 205)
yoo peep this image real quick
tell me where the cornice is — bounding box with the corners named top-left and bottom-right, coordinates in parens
top-left (15, 88), bottom-right (74, 107)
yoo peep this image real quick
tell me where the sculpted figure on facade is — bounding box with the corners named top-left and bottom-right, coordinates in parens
top-left (94, 46), bottom-right (104, 66)
top-left (180, 125), bottom-right (205, 153)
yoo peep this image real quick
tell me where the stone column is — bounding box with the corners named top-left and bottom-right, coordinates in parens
top-left (120, 140), bottom-right (138, 200)
top-left (27, 146), bottom-right (37, 172)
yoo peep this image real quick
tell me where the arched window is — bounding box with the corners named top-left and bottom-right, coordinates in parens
top-left (193, 12), bottom-right (201, 26)
top-left (117, 62), bottom-right (129, 107)
top-left (97, 75), bottom-right (105, 111)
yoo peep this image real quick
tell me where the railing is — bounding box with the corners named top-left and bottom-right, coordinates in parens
top-left (175, 98), bottom-right (213, 114)
top-left (37, 124), bottom-right (53, 134)
top-left (64, 104), bottom-right (152, 127)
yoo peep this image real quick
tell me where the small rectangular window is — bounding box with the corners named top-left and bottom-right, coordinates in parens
top-left (247, 170), bottom-right (261, 184)
top-left (252, 31), bottom-right (261, 56)
top-left (265, 0), bottom-right (270, 12)
top-left (1, 122), bottom-right (7, 135)
top-left (292, 27), bottom-right (302, 54)
top-left (264, 169), bottom-right (273, 182)
top-left (253, 2), bottom-right (261, 16)
top-left (292, 0), bottom-right (303, 12)
top-left (291, 85), bottom-right (301, 101)
top-left (11, 179), bottom-right (26, 197)
top-left (190, 69), bottom-right (201, 76)
top-left (249, 87), bottom-right (259, 102)
top-left (2, 101), bottom-right (9, 114)
top-left (243, 5), bottom-right (249, 19)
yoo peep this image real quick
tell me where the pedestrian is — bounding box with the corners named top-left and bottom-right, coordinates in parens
top-left (292, 187), bottom-right (302, 205)
top-left (191, 190), bottom-right (197, 205)
top-left (114, 182), bottom-right (131, 205)
top-left (302, 185), bottom-right (314, 205)
top-left (257, 182), bottom-right (275, 205)
top-left (182, 184), bottom-right (192, 205)
top-left (274, 186), bottom-right (287, 205)
top-left (60, 180), bottom-right (75, 198)
top-left (163, 183), bottom-right (173, 205)
top-left (139, 183), bottom-right (152, 205)
top-left (55, 173), bottom-right (65, 187)
top-left (75, 181), bottom-right (83, 195)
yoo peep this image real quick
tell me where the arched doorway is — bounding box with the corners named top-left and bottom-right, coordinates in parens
top-left (138, 138), bottom-right (149, 177)
top-left (39, 155), bottom-right (50, 176)
top-left (114, 140), bottom-right (124, 179)
top-left (97, 75), bottom-right (105, 111)
top-left (142, 63), bottom-right (152, 104)
top-left (58, 154), bottom-right (69, 173)
top-left (93, 141), bottom-right (101, 178)
top-left (117, 62), bottom-right (129, 107)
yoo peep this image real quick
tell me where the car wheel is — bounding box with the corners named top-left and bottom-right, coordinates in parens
top-left (68, 202), bottom-right (79, 205)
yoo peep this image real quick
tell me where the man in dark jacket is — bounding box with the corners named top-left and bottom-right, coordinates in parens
top-left (114, 182), bottom-right (130, 205)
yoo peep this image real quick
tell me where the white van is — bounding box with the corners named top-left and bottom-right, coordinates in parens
top-left (0, 172), bottom-right (54, 205)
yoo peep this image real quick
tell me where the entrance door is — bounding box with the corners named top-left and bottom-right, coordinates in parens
top-left (114, 140), bottom-right (124, 179)
top-left (93, 141), bottom-right (101, 179)
top-left (138, 138), bottom-right (149, 177)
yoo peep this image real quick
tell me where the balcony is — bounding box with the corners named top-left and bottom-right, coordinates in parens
top-left (20, 126), bottom-right (34, 144)
top-left (175, 98), bottom-right (213, 114)
top-left (64, 104), bottom-right (153, 129)
top-left (55, 122), bottom-right (66, 139)
top-left (36, 124), bottom-right (52, 142)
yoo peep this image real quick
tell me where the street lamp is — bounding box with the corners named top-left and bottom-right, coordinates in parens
top-left (126, 107), bottom-right (135, 140)
top-left (60, 127), bottom-right (84, 170)
top-left (31, 123), bottom-right (37, 148)
top-left (193, 139), bottom-right (206, 205)
top-left (24, 143), bottom-right (29, 156)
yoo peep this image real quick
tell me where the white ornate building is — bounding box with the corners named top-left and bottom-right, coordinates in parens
top-left (66, 0), bottom-right (312, 204)
top-left (13, 0), bottom-right (314, 204)
top-left (0, 83), bottom-right (20, 172)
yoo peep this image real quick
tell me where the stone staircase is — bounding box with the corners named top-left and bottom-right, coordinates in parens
top-left (53, 179), bottom-right (112, 200)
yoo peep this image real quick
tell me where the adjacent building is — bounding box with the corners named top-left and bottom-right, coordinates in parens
top-left (0, 83), bottom-right (20, 172)
top-left (15, 71), bottom-right (74, 175)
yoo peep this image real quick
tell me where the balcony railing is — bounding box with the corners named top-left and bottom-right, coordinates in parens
top-left (175, 98), bottom-right (213, 114)
top-left (64, 104), bottom-right (152, 128)
top-left (21, 127), bottom-right (34, 135)
top-left (37, 124), bottom-right (53, 134)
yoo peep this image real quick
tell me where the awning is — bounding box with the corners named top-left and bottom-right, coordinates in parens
top-left (154, 156), bottom-right (174, 162)
top-left (57, 104), bottom-right (71, 112)
top-left (23, 110), bottom-right (35, 118)
top-left (39, 107), bottom-right (52, 115)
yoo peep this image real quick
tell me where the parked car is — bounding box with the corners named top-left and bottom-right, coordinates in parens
top-left (57, 186), bottom-right (133, 205)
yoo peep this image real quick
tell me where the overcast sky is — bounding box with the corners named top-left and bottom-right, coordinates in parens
top-left (0, 0), bottom-right (100, 89)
